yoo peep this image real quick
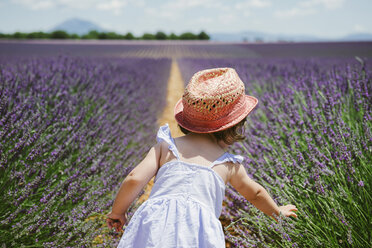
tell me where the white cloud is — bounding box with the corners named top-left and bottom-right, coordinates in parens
top-left (143, 0), bottom-right (223, 21)
top-left (13, 0), bottom-right (88, 9)
top-left (275, 7), bottom-right (315, 18)
top-left (12, 0), bottom-right (271, 18)
top-left (196, 17), bottom-right (214, 24)
top-left (235, 0), bottom-right (271, 9)
top-left (144, 7), bottom-right (178, 20)
top-left (12, 0), bottom-right (54, 10)
top-left (132, 0), bottom-right (145, 8)
top-left (135, 0), bottom-right (271, 30)
top-left (233, 0), bottom-right (271, 17)
top-left (189, 16), bottom-right (214, 26)
top-left (300, 0), bottom-right (345, 9)
top-left (12, 0), bottom-right (129, 14)
top-left (248, 0), bottom-right (271, 8)
top-left (58, 0), bottom-right (104, 9)
top-left (32, 0), bottom-right (53, 10)
top-left (217, 13), bottom-right (238, 24)
top-left (275, 0), bottom-right (344, 18)
top-left (96, 0), bottom-right (128, 15)
top-left (162, 0), bottom-right (218, 11)
top-left (354, 24), bottom-right (366, 33)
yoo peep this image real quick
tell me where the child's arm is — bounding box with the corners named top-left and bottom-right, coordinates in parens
top-left (229, 163), bottom-right (298, 221)
top-left (106, 143), bottom-right (162, 231)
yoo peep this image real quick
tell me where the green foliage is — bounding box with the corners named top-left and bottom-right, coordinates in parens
top-left (0, 33), bottom-right (9, 38)
top-left (142, 33), bottom-right (156, 40)
top-left (50, 30), bottom-right (69, 39)
top-left (155, 31), bottom-right (167, 40)
top-left (13, 32), bottom-right (27, 39)
top-left (69, 33), bottom-right (79, 39)
top-left (168, 33), bottom-right (178, 40)
top-left (124, 32), bottom-right (135, 40)
top-left (0, 30), bottom-right (210, 40)
top-left (81, 30), bottom-right (99, 39)
top-left (198, 31), bottom-right (209, 40)
top-left (106, 32), bottom-right (125, 39)
top-left (27, 32), bottom-right (50, 39)
top-left (179, 32), bottom-right (197, 40)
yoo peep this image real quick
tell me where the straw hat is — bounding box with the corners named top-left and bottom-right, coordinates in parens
top-left (174, 67), bottom-right (258, 133)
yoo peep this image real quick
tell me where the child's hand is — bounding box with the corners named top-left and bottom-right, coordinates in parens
top-left (106, 212), bottom-right (127, 232)
top-left (278, 204), bottom-right (298, 219)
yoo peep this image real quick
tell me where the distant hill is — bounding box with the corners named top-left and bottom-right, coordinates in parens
top-left (49, 18), bottom-right (107, 35)
top-left (210, 31), bottom-right (372, 42)
top-left (340, 33), bottom-right (372, 41)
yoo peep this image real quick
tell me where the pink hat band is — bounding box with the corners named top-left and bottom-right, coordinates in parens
top-left (174, 67), bottom-right (258, 133)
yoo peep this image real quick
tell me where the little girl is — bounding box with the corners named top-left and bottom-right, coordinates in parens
top-left (106, 67), bottom-right (298, 247)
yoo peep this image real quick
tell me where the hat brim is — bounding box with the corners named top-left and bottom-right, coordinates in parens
top-left (174, 95), bottom-right (258, 133)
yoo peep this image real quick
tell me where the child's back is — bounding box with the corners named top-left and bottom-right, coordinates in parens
top-left (118, 124), bottom-right (243, 247)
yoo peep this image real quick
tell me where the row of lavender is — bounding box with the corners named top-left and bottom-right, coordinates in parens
top-left (2, 41), bottom-right (372, 59)
top-left (0, 56), bottom-right (170, 247)
top-left (178, 58), bottom-right (371, 247)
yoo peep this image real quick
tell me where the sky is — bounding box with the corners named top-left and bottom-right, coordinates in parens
top-left (0, 0), bottom-right (371, 38)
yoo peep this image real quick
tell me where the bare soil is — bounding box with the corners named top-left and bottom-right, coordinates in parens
top-left (136, 58), bottom-right (185, 205)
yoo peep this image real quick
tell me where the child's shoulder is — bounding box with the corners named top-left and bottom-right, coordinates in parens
top-left (157, 140), bottom-right (177, 166)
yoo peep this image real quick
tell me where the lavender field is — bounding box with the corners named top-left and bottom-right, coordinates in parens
top-left (179, 57), bottom-right (371, 247)
top-left (0, 41), bottom-right (371, 247)
top-left (0, 54), bottom-right (170, 247)
top-left (1, 40), bottom-right (372, 59)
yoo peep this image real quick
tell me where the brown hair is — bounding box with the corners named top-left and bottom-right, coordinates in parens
top-left (178, 117), bottom-right (247, 145)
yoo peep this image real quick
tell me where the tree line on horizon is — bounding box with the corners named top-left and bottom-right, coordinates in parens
top-left (0, 30), bottom-right (210, 40)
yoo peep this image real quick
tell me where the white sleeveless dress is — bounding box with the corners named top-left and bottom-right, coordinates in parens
top-left (117, 124), bottom-right (244, 248)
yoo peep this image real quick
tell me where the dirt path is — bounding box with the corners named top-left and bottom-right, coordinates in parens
top-left (156, 59), bottom-right (185, 137)
top-left (136, 58), bottom-right (185, 204)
